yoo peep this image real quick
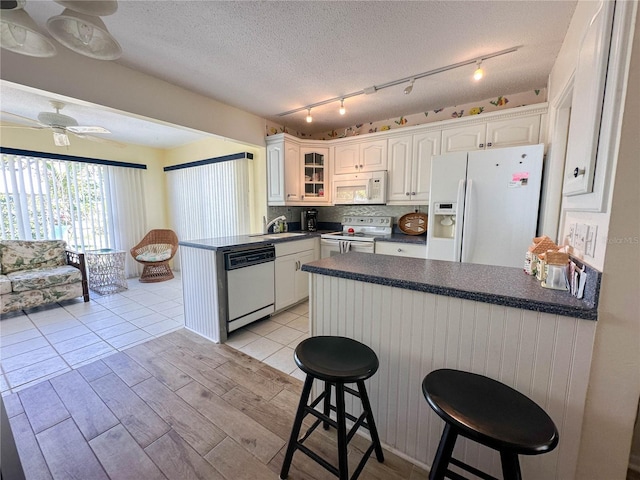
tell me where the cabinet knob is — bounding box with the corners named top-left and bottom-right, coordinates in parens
top-left (411, 192), bottom-right (416, 196)
top-left (479, 143), bottom-right (484, 148)
top-left (573, 167), bottom-right (586, 178)
top-left (406, 192), bottom-right (410, 196)
top-left (487, 142), bottom-right (492, 147)
top-left (359, 164), bottom-right (364, 169)
top-left (397, 248), bottom-right (403, 253)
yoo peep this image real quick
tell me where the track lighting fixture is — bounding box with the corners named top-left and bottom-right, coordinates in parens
top-left (473, 61), bottom-right (484, 81)
top-left (276, 45), bottom-right (520, 121)
top-left (403, 78), bottom-right (415, 95)
top-left (47, 8), bottom-right (122, 60)
top-left (0, 8), bottom-right (57, 57)
top-left (339, 99), bottom-right (346, 115)
top-left (0, 1), bottom-right (121, 60)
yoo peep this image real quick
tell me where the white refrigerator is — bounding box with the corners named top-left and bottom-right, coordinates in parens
top-left (426, 144), bottom-right (544, 268)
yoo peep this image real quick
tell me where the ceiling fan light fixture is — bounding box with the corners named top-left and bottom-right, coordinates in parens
top-left (0, 9), bottom-right (57, 57)
top-left (52, 127), bottom-right (71, 147)
top-left (53, 0), bottom-right (118, 17)
top-left (46, 8), bottom-right (121, 60)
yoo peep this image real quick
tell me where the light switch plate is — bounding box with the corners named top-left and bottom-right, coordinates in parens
top-left (567, 223), bottom-right (577, 245)
top-left (574, 224), bottom-right (588, 252)
top-left (585, 225), bottom-right (598, 257)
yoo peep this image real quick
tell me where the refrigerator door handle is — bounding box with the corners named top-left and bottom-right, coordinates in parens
top-left (453, 179), bottom-right (465, 262)
top-left (461, 179), bottom-right (474, 262)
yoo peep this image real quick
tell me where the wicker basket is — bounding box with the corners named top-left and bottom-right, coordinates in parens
top-left (398, 212), bottom-right (428, 235)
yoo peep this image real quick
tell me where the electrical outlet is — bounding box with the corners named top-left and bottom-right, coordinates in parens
top-left (574, 223), bottom-right (588, 252)
top-left (585, 225), bottom-right (598, 257)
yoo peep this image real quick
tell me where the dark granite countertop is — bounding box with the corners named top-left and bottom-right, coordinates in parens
top-left (302, 252), bottom-right (598, 320)
top-left (179, 230), bottom-right (334, 251)
top-left (179, 230), bottom-right (425, 251)
top-left (377, 233), bottom-right (426, 245)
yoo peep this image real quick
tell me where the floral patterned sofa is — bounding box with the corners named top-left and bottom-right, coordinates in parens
top-left (0, 240), bottom-right (89, 314)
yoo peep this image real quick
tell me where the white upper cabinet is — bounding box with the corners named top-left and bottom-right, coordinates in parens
top-left (486, 116), bottom-right (541, 148)
top-left (441, 123), bottom-right (486, 153)
top-left (441, 115), bottom-right (541, 153)
top-left (267, 135), bottom-right (331, 205)
top-left (334, 138), bottom-right (387, 174)
top-left (562, 0), bottom-right (614, 197)
top-left (267, 137), bottom-right (300, 205)
top-left (387, 131), bottom-right (439, 204)
top-left (300, 147), bottom-right (330, 203)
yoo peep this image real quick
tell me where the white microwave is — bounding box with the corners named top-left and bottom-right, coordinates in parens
top-left (333, 171), bottom-right (387, 205)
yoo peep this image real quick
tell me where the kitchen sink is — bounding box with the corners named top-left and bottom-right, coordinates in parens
top-left (249, 232), bottom-right (307, 239)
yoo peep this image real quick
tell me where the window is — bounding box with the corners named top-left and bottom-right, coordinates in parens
top-left (1, 151), bottom-right (147, 276)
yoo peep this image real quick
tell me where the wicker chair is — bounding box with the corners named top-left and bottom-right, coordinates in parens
top-left (130, 229), bottom-right (179, 283)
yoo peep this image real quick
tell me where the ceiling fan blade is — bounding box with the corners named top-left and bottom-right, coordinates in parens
top-left (0, 124), bottom-right (46, 131)
top-left (1, 111), bottom-right (42, 126)
top-left (67, 126), bottom-right (111, 134)
top-left (68, 130), bottom-right (125, 148)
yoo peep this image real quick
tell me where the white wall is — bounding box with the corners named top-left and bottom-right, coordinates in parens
top-left (545, 2), bottom-right (640, 478)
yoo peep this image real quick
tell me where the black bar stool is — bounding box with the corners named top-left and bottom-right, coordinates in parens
top-left (280, 336), bottom-right (385, 480)
top-left (422, 369), bottom-right (559, 480)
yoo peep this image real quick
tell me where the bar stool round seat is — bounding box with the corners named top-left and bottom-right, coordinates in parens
top-left (280, 336), bottom-right (384, 480)
top-left (422, 369), bottom-right (558, 480)
top-left (294, 336), bottom-right (379, 382)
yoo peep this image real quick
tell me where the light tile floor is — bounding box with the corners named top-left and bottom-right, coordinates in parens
top-left (0, 274), bottom-right (310, 394)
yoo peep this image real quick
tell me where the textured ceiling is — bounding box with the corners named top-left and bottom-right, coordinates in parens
top-left (1, 0), bottom-right (577, 147)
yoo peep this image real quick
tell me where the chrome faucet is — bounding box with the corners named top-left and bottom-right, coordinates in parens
top-left (263, 215), bottom-right (286, 234)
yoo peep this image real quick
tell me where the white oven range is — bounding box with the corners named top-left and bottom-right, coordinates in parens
top-left (320, 216), bottom-right (392, 258)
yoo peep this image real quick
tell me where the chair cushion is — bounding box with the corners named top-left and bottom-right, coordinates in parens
top-left (135, 244), bottom-right (172, 262)
top-left (1, 240), bottom-right (67, 274)
top-left (0, 275), bottom-right (11, 295)
top-left (7, 265), bottom-right (83, 293)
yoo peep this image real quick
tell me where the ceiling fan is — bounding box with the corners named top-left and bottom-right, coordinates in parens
top-left (1, 100), bottom-right (115, 147)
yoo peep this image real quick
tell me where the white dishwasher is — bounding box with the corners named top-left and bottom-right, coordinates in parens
top-left (224, 245), bottom-right (275, 332)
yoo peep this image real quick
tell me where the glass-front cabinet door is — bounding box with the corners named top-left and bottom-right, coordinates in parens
top-left (300, 147), bottom-right (330, 203)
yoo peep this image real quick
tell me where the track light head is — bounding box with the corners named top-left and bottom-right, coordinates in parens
top-left (473, 61), bottom-right (484, 81)
top-left (404, 78), bottom-right (415, 95)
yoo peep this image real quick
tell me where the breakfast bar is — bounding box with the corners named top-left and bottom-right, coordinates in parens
top-left (302, 252), bottom-right (599, 480)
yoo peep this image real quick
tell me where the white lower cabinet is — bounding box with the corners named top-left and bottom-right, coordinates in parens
top-left (375, 241), bottom-right (427, 259)
top-left (274, 239), bottom-right (318, 311)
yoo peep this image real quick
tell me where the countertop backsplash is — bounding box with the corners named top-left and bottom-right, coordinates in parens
top-left (267, 205), bottom-right (428, 227)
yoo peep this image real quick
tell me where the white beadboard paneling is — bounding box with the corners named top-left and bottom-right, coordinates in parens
top-left (310, 274), bottom-right (596, 480)
top-left (180, 246), bottom-right (223, 343)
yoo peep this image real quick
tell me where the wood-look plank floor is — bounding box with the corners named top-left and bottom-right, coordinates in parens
top-left (6, 328), bottom-right (430, 480)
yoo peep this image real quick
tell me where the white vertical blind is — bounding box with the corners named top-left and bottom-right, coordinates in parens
top-left (166, 158), bottom-right (251, 246)
top-left (104, 165), bottom-right (147, 277)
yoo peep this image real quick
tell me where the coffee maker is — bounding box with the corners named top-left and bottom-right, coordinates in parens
top-left (301, 208), bottom-right (318, 232)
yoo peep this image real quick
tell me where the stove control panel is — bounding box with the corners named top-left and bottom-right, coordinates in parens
top-left (342, 216), bottom-right (392, 227)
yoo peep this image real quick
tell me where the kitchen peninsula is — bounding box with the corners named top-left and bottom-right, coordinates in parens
top-left (302, 252), bottom-right (599, 480)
